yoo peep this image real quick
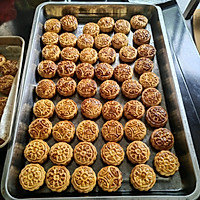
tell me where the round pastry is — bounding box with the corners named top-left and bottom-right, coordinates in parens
top-left (101, 142), bottom-right (125, 166)
top-left (76, 63), bottom-right (94, 80)
top-left (52, 120), bottom-right (75, 143)
top-left (71, 166), bottom-right (96, 193)
top-left (95, 63), bottom-right (113, 81)
top-left (101, 120), bottom-right (124, 142)
top-left (114, 64), bottom-right (133, 82)
top-left (37, 60), bottom-right (57, 78)
top-left (137, 44), bottom-right (156, 60)
top-left (19, 164), bottom-right (46, 191)
top-left (44, 18), bottom-right (61, 33)
top-left (0, 75), bottom-right (14, 95)
top-left (0, 97), bottom-right (7, 118)
top-left (0, 60), bottom-right (18, 76)
top-left (98, 47), bottom-right (116, 64)
top-left (59, 32), bottom-right (77, 47)
top-left (49, 142), bottom-right (73, 165)
top-left (83, 22), bottom-right (100, 38)
top-left (24, 139), bottom-right (50, 164)
top-left (141, 87), bottom-right (162, 107)
top-left (60, 15), bottom-right (78, 32)
top-left (150, 128), bottom-right (174, 150)
top-left (130, 164), bottom-right (156, 191)
top-left (133, 29), bottom-right (151, 46)
top-left (139, 72), bottom-right (159, 88)
top-left (0, 54), bottom-right (6, 66)
top-left (134, 57), bottom-right (154, 75)
top-left (114, 19), bottom-right (130, 34)
top-left (46, 165), bottom-right (70, 192)
top-left (81, 98), bottom-right (102, 119)
top-left (97, 166), bottom-right (123, 192)
top-left (97, 17), bottom-right (115, 33)
top-left (77, 34), bottom-right (94, 49)
top-left (94, 34), bottom-right (112, 49)
top-left (56, 77), bottom-right (76, 97)
top-left (122, 79), bottom-right (142, 99)
top-left (112, 33), bottom-right (128, 49)
top-left (77, 78), bottom-right (97, 98)
top-left (100, 80), bottom-right (120, 100)
top-left (35, 79), bottom-right (56, 99)
top-left (33, 99), bottom-right (55, 118)
top-left (42, 44), bottom-right (60, 61)
top-left (74, 142), bottom-right (97, 165)
top-left (130, 15), bottom-right (148, 30)
top-left (123, 100), bottom-right (145, 120)
top-left (146, 106), bottom-right (168, 128)
top-left (125, 119), bottom-right (146, 141)
top-left (154, 150), bottom-right (180, 176)
top-left (28, 118), bottom-right (52, 140)
top-left (61, 47), bottom-right (79, 63)
top-left (41, 32), bottom-right (59, 45)
top-left (102, 101), bottom-right (123, 121)
top-left (126, 141), bottom-right (150, 164)
top-left (80, 48), bottom-right (98, 64)
top-left (55, 99), bottom-right (78, 120)
top-left (119, 46), bottom-right (137, 63)
top-left (76, 120), bottom-right (99, 142)
top-left (57, 60), bottom-right (76, 77)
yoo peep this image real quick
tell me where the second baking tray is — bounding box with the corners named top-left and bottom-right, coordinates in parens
top-left (1, 2), bottom-right (200, 200)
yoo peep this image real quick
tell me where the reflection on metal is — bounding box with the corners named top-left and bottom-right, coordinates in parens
top-left (183, 0), bottom-right (199, 19)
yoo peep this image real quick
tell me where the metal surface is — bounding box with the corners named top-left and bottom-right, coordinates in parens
top-left (183, 0), bottom-right (199, 19)
top-left (1, 2), bottom-right (200, 200)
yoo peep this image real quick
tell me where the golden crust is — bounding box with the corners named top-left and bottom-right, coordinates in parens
top-left (61, 47), bottom-right (79, 63)
top-left (0, 75), bottom-right (14, 95)
top-left (80, 48), bottom-right (98, 64)
top-left (94, 34), bottom-right (112, 49)
top-left (81, 98), bottom-right (102, 119)
top-left (83, 22), bottom-right (100, 38)
top-left (77, 34), bottom-right (94, 49)
top-left (59, 32), bottom-right (77, 48)
top-left (97, 17), bottom-right (115, 33)
top-left (60, 15), bottom-right (78, 32)
top-left (146, 106), bottom-right (168, 128)
top-left (49, 142), bottom-right (73, 165)
top-left (0, 60), bottom-right (18, 76)
top-left (154, 150), bottom-right (180, 176)
top-left (112, 33), bottom-right (128, 49)
top-left (137, 44), bottom-right (156, 60)
top-left (44, 18), bottom-right (61, 33)
top-left (97, 166), bottom-right (123, 192)
top-left (57, 60), bottom-right (76, 77)
top-left (42, 44), bottom-right (60, 61)
top-left (133, 29), bottom-right (151, 46)
top-left (19, 164), bottom-right (46, 191)
top-left (71, 166), bottom-right (96, 193)
top-left (0, 97), bottom-right (7, 118)
top-left (101, 142), bottom-right (124, 166)
top-left (114, 64), bottom-right (133, 82)
top-left (37, 60), bottom-right (57, 78)
top-left (119, 46), bottom-right (137, 63)
top-left (41, 32), bottom-right (59, 45)
top-left (46, 166), bottom-right (70, 192)
top-left (101, 120), bottom-right (124, 142)
top-left (36, 79), bottom-right (56, 99)
top-left (95, 63), bottom-right (113, 81)
top-left (139, 72), bottom-right (159, 88)
top-left (134, 57), bottom-right (154, 75)
top-left (114, 19), bottom-right (130, 34)
top-left (0, 54), bottom-right (6, 66)
top-left (130, 15), bottom-right (148, 30)
top-left (98, 47), bottom-right (116, 64)
top-left (76, 63), bottom-right (94, 80)
top-left (55, 99), bottom-right (78, 120)
top-left (76, 120), bottom-right (99, 142)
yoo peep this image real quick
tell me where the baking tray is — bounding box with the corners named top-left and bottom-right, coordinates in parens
top-left (1, 2), bottom-right (200, 200)
top-left (0, 36), bottom-right (25, 148)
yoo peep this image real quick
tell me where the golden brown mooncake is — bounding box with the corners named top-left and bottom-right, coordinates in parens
top-left (76, 63), bottom-right (94, 80)
top-left (77, 34), bottom-right (94, 49)
top-left (79, 48), bottom-right (98, 64)
top-left (154, 150), bottom-right (180, 176)
top-left (137, 44), bottom-right (156, 60)
top-left (44, 18), bottom-right (61, 33)
top-left (112, 33), bottom-right (128, 49)
top-left (0, 54), bottom-right (6, 66)
top-left (76, 120), bottom-right (99, 142)
top-left (101, 142), bottom-right (125, 166)
top-left (19, 164), bottom-right (46, 191)
top-left (95, 63), bottom-right (113, 81)
top-left (123, 100), bottom-right (145, 120)
top-left (146, 106), bottom-right (168, 128)
top-left (24, 139), bottom-right (50, 164)
top-left (97, 166), bottom-right (123, 192)
top-left (114, 19), bottom-right (130, 34)
top-left (71, 166), bottom-right (96, 193)
top-left (61, 47), bottom-right (79, 63)
top-left (55, 99), bottom-right (78, 120)
top-left (46, 165), bottom-right (70, 192)
top-left (119, 46), bottom-right (137, 63)
top-left (130, 164), bottom-right (156, 191)
top-left (94, 34), bottom-right (112, 49)
top-left (101, 120), bottom-right (124, 142)
top-left (59, 32), bottom-right (77, 47)
top-left (33, 99), bottom-right (55, 118)
top-left (42, 44), bottom-right (60, 61)
top-left (121, 79), bottom-right (142, 99)
top-left (125, 119), bottom-right (146, 141)
top-left (28, 118), bottom-right (52, 140)
top-left (0, 75), bottom-right (14, 95)
top-left (83, 22), bottom-right (100, 38)
top-left (139, 72), bottom-right (159, 88)
top-left (0, 97), bottom-right (7, 118)
top-left (114, 64), bottom-right (133, 82)
top-left (37, 60), bottom-right (57, 78)
top-left (130, 15), bottom-right (148, 30)
top-left (74, 142), bottom-right (97, 165)
top-left (41, 32), bottom-right (59, 45)
top-left (49, 142), bottom-right (73, 165)
top-left (100, 80), bottom-right (120, 100)
top-left (35, 79), bottom-right (56, 99)
top-left (52, 120), bottom-right (75, 142)
top-left (133, 29), bottom-right (151, 46)
top-left (134, 57), bottom-right (154, 75)
top-left (150, 128), bottom-right (174, 151)
top-left (98, 47), bottom-right (116, 64)
top-left (0, 60), bottom-right (18, 76)
top-left (97, 17), bottom-right (115, 33)
top-left (81, 98), bottom-right (102, 119)
top-left (102, 100), bottom-right (123, 121)
top-left (60, 15), bottom-right (78, 32)
top-left (57, 60), bottom-right (76, 78)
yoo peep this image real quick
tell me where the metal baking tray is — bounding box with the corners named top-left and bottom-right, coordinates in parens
top-left (1, 2), bottom-right (200, 200)
top-left (0, 36), bottom-right (25, 148)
